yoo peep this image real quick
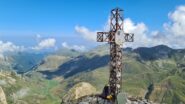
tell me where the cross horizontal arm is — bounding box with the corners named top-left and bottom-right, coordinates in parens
top-left (97, 32), bottom-right (115, 42)
top-left (124, 33), bottom-right (134, 42)
top-left (97, 32), bottom-right (134, 43)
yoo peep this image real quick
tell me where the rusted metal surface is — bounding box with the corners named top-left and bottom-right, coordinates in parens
top-left (97, 7), bottom-right (134, 103)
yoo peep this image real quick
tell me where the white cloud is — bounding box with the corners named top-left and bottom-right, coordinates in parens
top-left (75, 5), bottom-right (185, 49)
top-left (75, 26), bottom-right (97, 41)
top-left (126, 5), bottom-right (185, 48)
top-left (62, 42), bottom-right (86, 51)
top-left (32, 38), bottom-right (56, 50)
top-left (74, 13), bottom-right (150, 48)
top-left (0, 41), bottom-right (23, 53)
top-left (160, 5), bottom-right (185, 48)
top-left (124, 10), bottom-right (185, 49)
top-left (75, 18), bottom-right (150, 48)
top-left (164, 5), bottom-right (185, 36)
top-left (123, 18), bottom-right (151, 48)
top-left (0, 41), bottom-right (24, 59)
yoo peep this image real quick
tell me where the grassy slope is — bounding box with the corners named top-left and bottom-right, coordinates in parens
top-left (0, 71), bottom-right (61, 104)
top-left (2, 45), bottom-right (184, 104)
top-left (58, 54), bottom-right (185, 104)
top-left (36, 46), bottom-right (185, 104)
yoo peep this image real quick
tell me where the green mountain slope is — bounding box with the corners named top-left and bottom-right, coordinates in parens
top-left (0, 70), bottom-right (61, 104)
top-left (39, 45), bottom-right (185, 104)
top-left (1, 45), bottom-right (185, 104)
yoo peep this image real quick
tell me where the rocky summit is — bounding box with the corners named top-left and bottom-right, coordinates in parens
top-left (63, 82), bottom-right (97, 103)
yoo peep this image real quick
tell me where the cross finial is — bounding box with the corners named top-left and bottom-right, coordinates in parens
top-left (97, 8), bottom-right (134, 45)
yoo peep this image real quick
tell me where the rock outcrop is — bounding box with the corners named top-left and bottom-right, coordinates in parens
top-left (126, 97), bottom-right (156, 104)
top-left (0, 86), bottom-right (7, 104)
top-left (63, 82), bottom-right (96, 102)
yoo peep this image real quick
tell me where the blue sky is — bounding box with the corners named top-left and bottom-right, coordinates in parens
top-left (0, 0), bottom-right (185, 52)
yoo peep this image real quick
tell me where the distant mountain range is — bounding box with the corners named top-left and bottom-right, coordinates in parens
top-left (38, 45), bottom-right (185, 104)
top-left (0, 52), bottom-right (46, 73)
top-left (0, 45), bottom-right (185, 104)
top-left (39, 45), bottom-right (185, 77)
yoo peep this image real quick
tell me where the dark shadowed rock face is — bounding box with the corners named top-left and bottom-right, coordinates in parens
top-left (134, 45), bottom-right (174, 60)
top-left (40, 55), bottom-right (109, 79)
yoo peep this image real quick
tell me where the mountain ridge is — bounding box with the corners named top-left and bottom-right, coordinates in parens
top-left (0, 44), bottom-right (185, 104)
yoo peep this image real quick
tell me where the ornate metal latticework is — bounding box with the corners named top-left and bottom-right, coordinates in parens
top-left (97, 8), bottom-right (134, 103)
top-left (61, 7), bottom-right (134, 104)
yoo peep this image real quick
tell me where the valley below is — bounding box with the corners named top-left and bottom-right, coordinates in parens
top-left (0, 45), bottom-right (185, 104)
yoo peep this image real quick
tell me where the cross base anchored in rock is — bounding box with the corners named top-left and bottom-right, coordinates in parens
top-left (97, 7), bottom-right (134, 103)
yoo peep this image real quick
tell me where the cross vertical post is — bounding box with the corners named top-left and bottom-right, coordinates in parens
top-left (97, 8), bottom-right (134, 103)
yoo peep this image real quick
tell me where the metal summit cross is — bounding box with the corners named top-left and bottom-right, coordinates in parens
top-left (97, 8), bottom-right (134, 102)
